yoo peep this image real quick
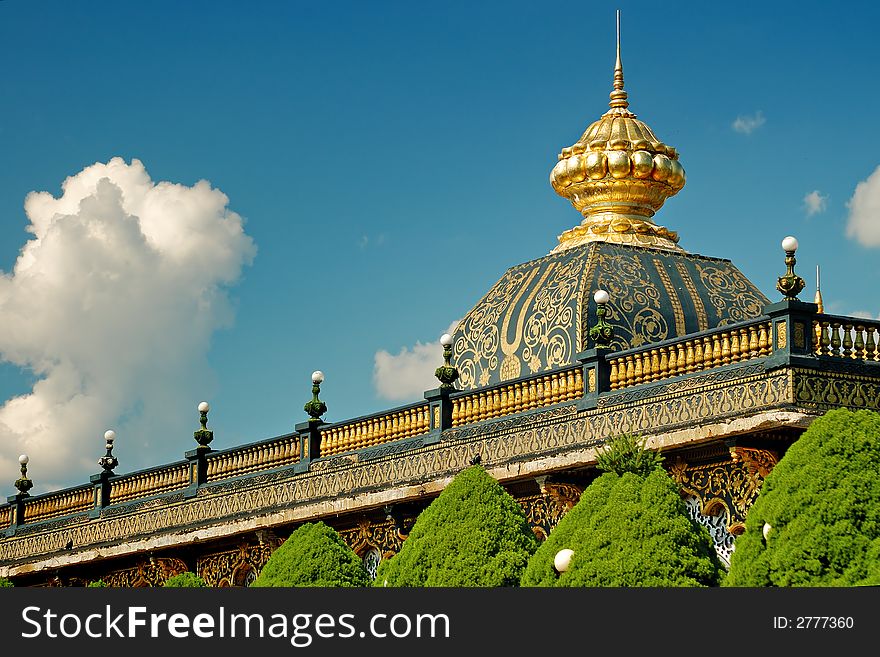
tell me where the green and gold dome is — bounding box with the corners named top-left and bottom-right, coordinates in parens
top-left (450, 15), bottom-right (769, 390)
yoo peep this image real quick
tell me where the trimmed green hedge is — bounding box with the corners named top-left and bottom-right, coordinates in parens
top-left (163, 572), bottom-right (207, 587)
top-left (87, 579), bottom-right (108, 588)
top-left (375, 465), bottom-right (538, 586)
top-left (0, 577), bottom-right (13, 588)
top-left (251, 521), bottom-right (369, 587)
top-left (725, 407), bottom-right (880, 586)
top-left (521, 468), bottom-right (723, 587)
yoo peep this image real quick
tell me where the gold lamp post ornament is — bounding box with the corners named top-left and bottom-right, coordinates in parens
top-left (776, 235), bottom-right (805, 300)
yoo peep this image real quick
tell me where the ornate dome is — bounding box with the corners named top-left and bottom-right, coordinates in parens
top-left (450, 241), bottom-right (769, 390)
top-left (549, 15), bottom-right (685, 253)
top-left (450, 13), bottom-right (768, 390)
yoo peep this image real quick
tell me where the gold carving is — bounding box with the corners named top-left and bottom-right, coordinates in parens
top-left (675, 262), bottom-right (708, 331)
top-left (597, 252), bottom-right (669, 349)
top-left (794, 322), bottom-right (806, 349)
top-left (454, 256), bottom-right (582, 390)
top-left (777, 320), bottom-right (787, 350)
top-left (670, 453), bottom-right (775, 530)
top-left (588, 368), bottom-right (596, 393)
top-left (198, 535), bottom-right (280, 587)
top-left (653, 258), bottom-right (686, 336)
top-left (729, 446), bottom-right (779, 478)
top-left (695, 263), bottom-right (769, 325)
top-left (101, 557), bottom-right (188, 587)
top-left (339, 517), bottom-right (406, 560)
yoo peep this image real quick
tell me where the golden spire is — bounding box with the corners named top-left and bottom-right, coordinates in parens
top-left (609, 9), bottom-right (628, 111)
top-left (549, 10), bottom-right (686, 254)
top-left (815, 265), bottom-right (824, 313)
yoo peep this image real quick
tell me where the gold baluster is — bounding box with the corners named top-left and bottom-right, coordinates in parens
top-left (658, 347), bottom-right (668, 378)
top-left (574, 368), bottom-right (583, 395)
top-left (721, 332), bottom-right (731, 364)
top-left (820, 322), bottom-right (831, 356)
top-left (729, 329), bottom-right (740, 362)
top-left (865, 327), bottom-right (877, 361)
top-left (633, 353), bottom-right (643, 384)
top-left (711, 335), bottom-right (722, 366)
top-left (830, 322), bottom-right (842, 356)
top-left (692, 339), bottom-right (704, 370)
top-left (609, 359), bottom-right (619, 390)
top-left (650, 349), bottom-right (660, 381)
top-left (667, 345), bottom-right (677, 377)
top-left (842, 324), bottom-right (854, 358)
top-left (621, 355), bottom-right (631, 386)
top-left (758, 323), bottom-right (769, 355)
top-left (557, 374), bottom-right (568, 403)
top-left (684, 341), bottom-right (695, 373)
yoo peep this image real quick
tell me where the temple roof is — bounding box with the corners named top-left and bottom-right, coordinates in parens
top-left (450, 241), bottom-right (769, 390)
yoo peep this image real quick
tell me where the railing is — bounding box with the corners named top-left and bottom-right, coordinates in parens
top-left (451, 367), bottom-right (583, 426)
top-left (813, 315), bottom-right (880, 361)
top-left (21, 486), bottom-right (93, 524)
top-left (109, 463), bottom-right (189, 504)
top-left (9, 306), bottom-right (880, 536)
top-left (320, 403), bottom-right (430, 457)
top-left (609, 319), bottom-right (773, 390)
top-left (206, 434), bottom-right (300, 480)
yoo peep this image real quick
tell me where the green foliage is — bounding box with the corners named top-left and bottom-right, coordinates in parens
top-left (0, 577), bottom-right (13, 588)
top-left (725, 408), bottom-right (880, 586)
top-left (521, 468), bottom-right (723, 587)
top-left (87, 580), bottom-right (108, 588)
top-left (595, 431), bottom-right (664, 477)
top-left (375, 465), bottom-right (539, 586)
top-left (162, 572), bottom-right (207, 588)
top-left (251, 521), bottom-right (369, 587)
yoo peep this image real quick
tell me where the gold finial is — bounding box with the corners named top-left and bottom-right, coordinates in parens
top-left (548, 9), bottom-right (685, 254)
top-left (609, 10), bottom-right (629, 110)
top-left (815, 265), bottom-right (824, 313)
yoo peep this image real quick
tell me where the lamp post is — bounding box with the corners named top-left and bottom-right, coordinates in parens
top-left (776, 235), bottom-right (805, 300)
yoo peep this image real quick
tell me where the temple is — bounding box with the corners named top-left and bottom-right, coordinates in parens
top-left (2, 14), bottom-right (878, 586)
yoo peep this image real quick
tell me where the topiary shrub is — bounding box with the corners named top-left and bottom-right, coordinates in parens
top-left (87, 580), bottom-right (108, 588)
top-left (521, 468), bottom-right (723, 587)
top-left (0, 577), bottom-right (13, 588)
top-left (162, 572), bottom-right (207, 587)
top-left (375, 465), bottom-right (539, 587)
top-left (725, 407), bottom-right (880, 586)
top-left (251, 521), bottom-right (369, 587)
top-left (522, 432), bottom-right (722, 587)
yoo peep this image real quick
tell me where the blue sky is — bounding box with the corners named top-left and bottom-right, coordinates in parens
top-left (2, 0), bottom-right (880, 492)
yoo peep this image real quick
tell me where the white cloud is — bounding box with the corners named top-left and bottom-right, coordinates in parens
top-left (732, 111), bottom-right (766, 135)
top-left (0, 157), bottom-right (256, 492)
top-left (373, 321), bottom-right (459, 401)
top-left (803, 190), bottom-right (828, 216)
top-left (846, 165), bottom-right (880, 247)
top-left (849, 310), bottom-right (880, 320)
